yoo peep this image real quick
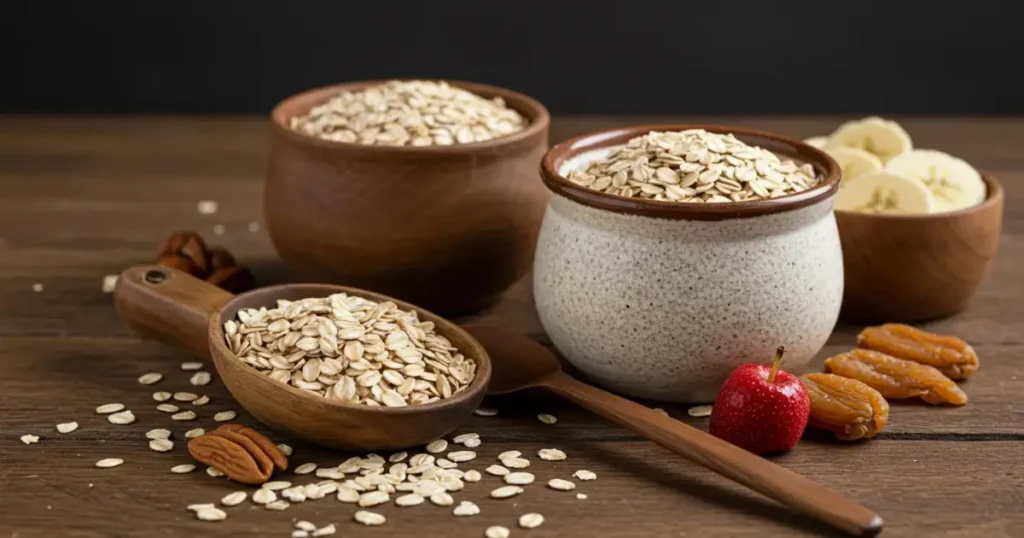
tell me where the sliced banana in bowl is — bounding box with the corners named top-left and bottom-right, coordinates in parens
top-left (829, 117), bottom-right (913, 164)
top-left (823, 145), bottom-right (884, 186)
top-left (884, 149), bottom-right (986, 213)
top-left (834, 171), bottom-right (935, 215)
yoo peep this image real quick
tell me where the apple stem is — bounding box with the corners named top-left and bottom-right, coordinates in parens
top-left (767, 346), bottom-right (786, 384)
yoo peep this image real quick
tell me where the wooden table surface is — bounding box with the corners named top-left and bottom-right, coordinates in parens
top-left (1, 116), bottom-right (1022, 538)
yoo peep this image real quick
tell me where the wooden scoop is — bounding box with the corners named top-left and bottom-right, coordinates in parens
top-left (463, 324), bottom-right (883, 537)
top-left (113, 265), bottom-right (491, 450)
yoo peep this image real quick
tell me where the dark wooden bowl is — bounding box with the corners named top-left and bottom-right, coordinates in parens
top-left (835, 175), bottom-right (1004, 323)
top-left (114, 265), bottom-right (491, 451)
top-left (265, 80), bottom-right (551, 316)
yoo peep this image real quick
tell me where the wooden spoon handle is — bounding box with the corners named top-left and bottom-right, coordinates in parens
top-left (542, 371), bottom-right (883, 537)
top-left (113, 265), bottom-right (234, 359)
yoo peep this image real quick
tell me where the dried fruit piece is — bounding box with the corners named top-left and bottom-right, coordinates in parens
top-left (800, 373), bottom-right (888, 441)
top-left (824, 349), bottom-right (968, 405)
top-left (158, 231), bottom-right (210, 277)
top-left (857, 323), bottom-right (979, 380)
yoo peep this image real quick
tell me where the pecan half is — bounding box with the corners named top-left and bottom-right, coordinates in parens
top-left (217, 424), bottom-right (288, 471)
top-left (187, 434), bottom-right (269, 485)
top-left (159, 231), bottom-right (210, 277)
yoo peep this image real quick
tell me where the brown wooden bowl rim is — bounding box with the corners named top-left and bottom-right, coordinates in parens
top-left (206, 283), bottom-right (492, 416)
top-left (834, 174), bottom-right (1004, 220)
top-left (539, 124), bottom-right (842, 220)
top-left (269, 79), bottom-right (551, 155)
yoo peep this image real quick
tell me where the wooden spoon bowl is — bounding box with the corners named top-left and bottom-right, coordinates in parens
top-left (114, 265), bottom-right (491, 451)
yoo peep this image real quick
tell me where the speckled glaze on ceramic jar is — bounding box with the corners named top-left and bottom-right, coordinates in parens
top-left (534, 125), bottom-right (844, 403)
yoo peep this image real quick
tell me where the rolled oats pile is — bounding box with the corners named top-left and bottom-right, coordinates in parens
top-left (567, 129), bottom-right (820, 203)
top-left (224, 293), bottom-right (476, 407)
top-left (289, 80), bottom-right (528, 146)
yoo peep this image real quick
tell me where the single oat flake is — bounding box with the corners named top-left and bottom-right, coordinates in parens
top-left (688, 405), bottom-right (713, 417)
top-left (56, 422), bottom-right (78, 434)
top-left (108, 410), bottom-right (136, 425)
top-left (95, 458), bottom-right (124, 468)
top-left (138, 372), bottom-right (163, 385)
top-left (353, 510), bottom-right (386, 526)
top-left (95, 403), bottom-right (125, 414)
top-left (486, 526), bottom-right (511, 538)
top-left (21, 434), bottom-right (39, 444)
top-left (519, 513), bottom-right (545, 529)
top-left (537, 413), bottom-right (557, 425)
top-left (101, 274), bottom-right (119, 294)
top-left (197, 200), bottom-right (218, 215)
top-left (171, 464), bottom-right (196, 474)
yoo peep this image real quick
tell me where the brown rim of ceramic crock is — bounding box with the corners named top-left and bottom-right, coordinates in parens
top-left (834, 174), bottom-right (1003, 220)
top-left (540, 124), bottom-right (842, 221)
top-left (208, 283), bottom-right (492, 416)
top-left (270, 79), bottom-right (550, 158)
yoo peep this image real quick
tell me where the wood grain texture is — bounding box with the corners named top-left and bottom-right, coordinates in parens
top-left (1, 116), bottom-right (1022, 537)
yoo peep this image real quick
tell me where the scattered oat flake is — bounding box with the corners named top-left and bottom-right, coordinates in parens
top-left (486, 465), bottom-right (510, 476)
top-left (538, 413), bottom-right (557, 424)
top-left (149, 439), bottom-right (174, 452)
top-left (448, 450), bottom-right (476, 462)
top-left (96, 458), bottom-right (124, 468)
top-left (453, 432), bottom-right (479, 444)
top-left (95, 403), bottom-right (124, 414)
top-left (490, 485), bottom-right (524, 499)
top-left (196, 507), bottom-right (227, 521)
top-left (138, 372), bottom-right (163, 385)
top-left (171, 464), bottom-right (196, 474)
top-left (185, 428), bottom-right (205, 439)
top-left (248, 221), bottom-right (260, 233)
top-left (311, 524), bottom-right (336, 537)
top-left (173, 392), bottom-right (198, 402)
top-left (206, 466), bottom-right (225, 477)
top-left (21, 434), bottom-right (39, 444)
top-left (108, 410), bottom-right (136, 424)
top-left (252, 488), bottom-right (277, 504)
top-left (577, 492), bottom-right (588, 500)
top-left (171, 411), bottom-right (197, 421)
top-left (688, 405), bottom-right (713, 417)
top-left (388, 451), bottom-right (408, 463)
top-left (519, 513), bottom-right (545, 529)
top-left (213, 410), bottom-right (236, 422)
top-left (212, 224), bottom-right (225, 236)
top-left (157, 403), bottom-right (180, 413)
top-left (504, 472), bottom-right (535, 485)
top-left (265, 500), bottom-right (290, 510)
top-left (181, 362), bottom-right (204, 371)
top-left (538, 448), bottom-right (567, 461)
top-left (187, 503), bottom-right (215, 512)
top-left (426, 439), bottom-right (448, 453)
top-left (264, 481), bottom-right (292, 490)
top-left (464, 437), bottom-right (482, 448)
top-left (573, 469), bottom-right (597, 481)
top-left (336, 487), bottom-right (360, 503)
top-left (453, 500), bottom-right (481, 516)
top-left (32, 283), bottom-right (43, 292)
top-left (498, 450), bottom-right (521, 460)
top-left (464, 470), bottom-right (482, 482)
top-left (147, 428), bottom-right (172, 440)
top-left (429, 492), bottom-right (454, 506)
top-left (474, 407), bottom-right (497, 416)
top-left (191, 395), bottom-right (210, 406)
top-left (152, 391), bottom-right (172, 402)
top-left (548, 478), bottom-right (576, 491)
top-left (502, 457), bottom-right (530, 469)
top-left (294, 462), bottom-right (317, 475)
top-left (395, 493), bottom-right (425, 507)
top-left (486, 526), bottom-right (511, 538)
top-left (56, 422), bottom-right (78, 434)
top-left (354, 510), bottom-right (386, 526)
top-left (295, 521), bottom-right (316, 532)
top-left (101, 274), bottom-right (119, 293)
top-left (190, 371), bottom-right (212, 386)
top-left (197, 200), bottom-right (218, 215)
top-left (277, 443), bottom-right (293, 456)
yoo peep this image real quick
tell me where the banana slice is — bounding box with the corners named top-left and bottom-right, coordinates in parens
top-left (824, 145), bottom-right (884, 186)
top-left (829, 117), bottom-right (912, 164)
top-left (885, 149), bottom-right (986, 212)
top-left (834, 171), bottom-right (935, 215)
top-left (804, 136), bottom-right (830, 149)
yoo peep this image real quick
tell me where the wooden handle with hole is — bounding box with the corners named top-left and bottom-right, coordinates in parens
top-left (541, 371), bottom-right (883, 537)
top-left (113, 265), bottom-right (234, 359)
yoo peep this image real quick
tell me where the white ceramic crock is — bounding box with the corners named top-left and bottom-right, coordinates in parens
top-left (534, 125), bottom-right (844, 403)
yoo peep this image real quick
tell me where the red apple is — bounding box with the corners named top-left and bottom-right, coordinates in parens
top-left (708, 346), bottom-right (810, 455)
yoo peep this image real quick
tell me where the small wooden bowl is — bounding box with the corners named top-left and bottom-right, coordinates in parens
top-left (835, 175), bottom-right (1004, 323)
top-left (265, 80), bottom-right (551, 316)
top-left (114, 265), bottom-right (491, 451)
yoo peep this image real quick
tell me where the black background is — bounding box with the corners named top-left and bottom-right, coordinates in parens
top-left (4, 0), bottom-right (1021, 115)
